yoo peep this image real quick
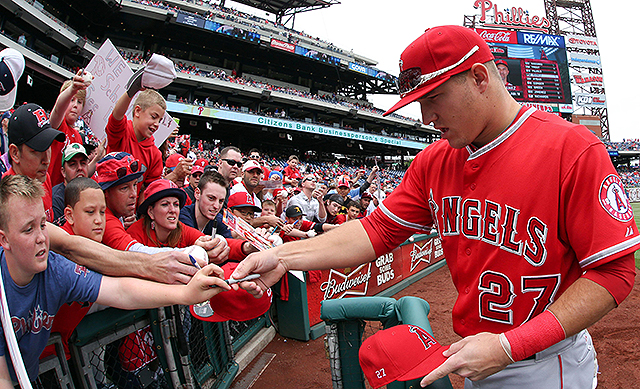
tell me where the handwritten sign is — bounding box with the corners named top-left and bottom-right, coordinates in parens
top-left (81, 39), bottom-right (177, 147)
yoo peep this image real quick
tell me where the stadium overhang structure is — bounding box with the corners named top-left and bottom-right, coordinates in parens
top-left (226, 0), bottom-right (340, 27)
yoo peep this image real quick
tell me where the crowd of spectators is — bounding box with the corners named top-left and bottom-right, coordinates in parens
top-left (603, 139), bottom-right (640, 151)
top-left (129, 0), bottom-right (360, 61)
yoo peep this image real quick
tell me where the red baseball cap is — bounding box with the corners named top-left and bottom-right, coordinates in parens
top-left (166, 153), bottom-right (184, 170)
top-left (359, 324), bottom-right (449, 388)
top-left (192, 158), bottom-right (208, 174)
top-left (495, 59), bottom-right (508, 67)
top-left (337, 176), bottom-right (350, 188)
top-left (137, 179), bottom-right (186, 218)
top-left (227, 191), bottom-right (261, 213)
top-left (384, 25), bottom-right (494, 116)
top-left (189, 262), bottom-right (272, 322)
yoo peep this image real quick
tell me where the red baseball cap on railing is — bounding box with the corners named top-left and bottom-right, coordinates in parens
top-left (359, 324), bottom-right (449, 388)
top-left (190, 262), bottom-right (272, 322)
top-left (384, 25), bottom-right (494, 116)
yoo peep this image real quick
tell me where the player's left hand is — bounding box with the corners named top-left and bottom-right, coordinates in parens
top-left (419, 332), bottom-right (511, 387)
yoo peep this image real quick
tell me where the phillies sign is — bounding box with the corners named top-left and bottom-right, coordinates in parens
top-left (474, 0), bottom-right (551, 32)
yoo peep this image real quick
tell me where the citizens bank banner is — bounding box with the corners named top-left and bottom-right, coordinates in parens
top-left (166, 102), bottom-right (427, 150)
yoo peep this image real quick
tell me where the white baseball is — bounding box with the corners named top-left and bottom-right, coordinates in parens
top-left (184, 245), bottom-right (208, 264)
top-left (82, 71), bottom-right (93, 84)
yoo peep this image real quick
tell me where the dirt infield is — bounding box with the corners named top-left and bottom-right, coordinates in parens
top-left (236, 265), bottom-right (640, 388)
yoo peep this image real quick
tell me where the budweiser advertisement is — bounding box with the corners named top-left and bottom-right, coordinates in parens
top-left (305, 235), bottom-right (445, 325)
top-left (475, 28), bottom-right (572, 106)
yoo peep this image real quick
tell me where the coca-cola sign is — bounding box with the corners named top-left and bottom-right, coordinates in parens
top-left (475, 28), bottom-right (518, 44)
top-left (474, 0), bottom-right (551, 33)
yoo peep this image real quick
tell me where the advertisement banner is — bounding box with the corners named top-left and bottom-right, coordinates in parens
top-left (565, 34), bottom-right (599, 51)
top-left (176, 12), bottom-right (205, 29)
top-left (270, 39), bottom-right (295, 53)
top-left (166, 102), bottom-right (427, 150)
top-left (571, 72), bottom-right (604, 88)
top-left (474, 28), bottom-right (518, 44)
top-left (305, 235), bottom-right (445, 325)
top-left (517, 31), bottom-right (565, 48)
top-left (348, 62), bottom-right (368, 75)
top-left (569, 53), bottom-right (602, 69)
top-left (574, 93), bottom-right (607, 108)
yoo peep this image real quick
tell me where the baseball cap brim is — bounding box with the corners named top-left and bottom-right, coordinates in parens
top-left (395, 344), bottom-right (449, 382)
top-left (99, 171), bottom-right (143, 191)
top-left (25, 127), bottom-right (66, 152)
top-left (190, 262), bottom-right (271, 322)
top-left (230, 204), bottom-right (262, 213)
top-left (382, 76), bottom-right (449, 116)
top-left (0, 87), bottom-right (18, 112)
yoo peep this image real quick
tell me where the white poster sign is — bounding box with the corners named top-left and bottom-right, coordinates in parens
top-left (81, 39), bottom-right (177, 148)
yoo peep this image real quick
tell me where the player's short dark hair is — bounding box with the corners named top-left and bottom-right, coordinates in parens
top-left (198, 170), bottom-right (228, 191)
top-left (65, 177), bottom-right (102, 208)
top-left (219, 146), bottom-right (241, 159)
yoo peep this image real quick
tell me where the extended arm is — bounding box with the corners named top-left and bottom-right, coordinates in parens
top-left (0, 356), bottom-right (12, 389)
top-left (96, 264), bottom-right (230, 309)
top-left (231, 220), bottom-right (376, 294)
top-left (48, 222), bottom-right (198, 284)
top-left (49, 70), bottom-right (88, 129)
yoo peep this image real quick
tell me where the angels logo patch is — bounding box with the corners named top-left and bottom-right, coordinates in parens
top-left (599, 174), bottom-right (633, 222)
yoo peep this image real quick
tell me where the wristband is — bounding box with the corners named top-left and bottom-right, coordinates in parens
top-left (503, 310), bottom-right (566, 362)
top-left (498, 333), bottom-right (515, 363)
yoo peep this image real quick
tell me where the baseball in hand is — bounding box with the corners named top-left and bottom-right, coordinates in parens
top-left (82, 71), bottom-right (93, 84)
top-left (184, 245), bottom-right (208, 264)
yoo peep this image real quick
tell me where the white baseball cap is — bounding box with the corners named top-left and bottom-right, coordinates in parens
top-left (142, 54), bottom-right (176, 90)
top-left (0, 48), bottom-right (25, 111)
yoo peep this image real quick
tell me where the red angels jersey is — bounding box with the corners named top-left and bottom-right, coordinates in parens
top-left (362, 107), bottom-right (640, 337)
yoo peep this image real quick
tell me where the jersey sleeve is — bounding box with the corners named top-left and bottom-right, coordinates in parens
top-left (561, 143), bottom-right (640, 270)
top-left (180, 223), bottom-right (205, 245)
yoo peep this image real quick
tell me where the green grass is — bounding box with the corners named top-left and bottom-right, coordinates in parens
top-left (634, 202), bottom-right (640, 269)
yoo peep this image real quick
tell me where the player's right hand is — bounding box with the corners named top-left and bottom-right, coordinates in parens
top-left (230, 247), bottom-right (286, 297)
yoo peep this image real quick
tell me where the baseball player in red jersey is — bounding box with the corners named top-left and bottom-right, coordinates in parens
top-left (230, 25), bottom-right (639, 388)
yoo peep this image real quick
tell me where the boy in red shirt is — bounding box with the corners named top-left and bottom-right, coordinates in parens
top-left (48, 71), bottom-right (91, 186)
top-left (106, 89), bottom-right (165, 202)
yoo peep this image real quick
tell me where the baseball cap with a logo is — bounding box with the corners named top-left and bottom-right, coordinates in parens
top-left (359, 324), bottom-right (449, 388)
top-left (0, 48), bottom-right (25, 111)
top-left (242, 159), bottom-right (262, 173)
top-left (285, 205), bottom-right (304, 218)
top-left (96, 152), bottom-right (143, 190)
top-left (337, 176), bottom-right (350, 188)
top-left (8, 103), bottom-right (65, 152)
top-left (62, 143), bottom-right (88, 166)
top-left (190, 262), bottom-right (272, 322)
top-left (192, 158), bottom-right (208, 174)
top-left (384, 25), bottom-right (494, 116)
top-left (227, 191), bottom-right (261, 213)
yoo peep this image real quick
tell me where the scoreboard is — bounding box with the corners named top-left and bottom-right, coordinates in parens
top-left (474, 28), bottom-right (572, 108)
